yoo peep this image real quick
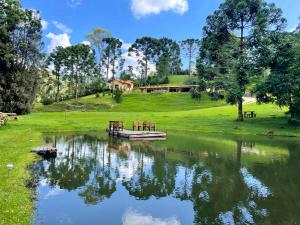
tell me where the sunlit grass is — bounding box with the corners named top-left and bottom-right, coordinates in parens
top-left (1, 94), bottom-right (299, 225)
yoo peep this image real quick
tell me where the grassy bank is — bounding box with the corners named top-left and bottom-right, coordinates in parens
top-left (34, 93), bottom-right (226, 112)
top-left (1, 96), bottom-right (300, 224)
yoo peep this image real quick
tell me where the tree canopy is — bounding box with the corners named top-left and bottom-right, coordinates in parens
top-left (0, 0), bottom-right (43, 114)
top-left (199, 0), bottom-right (286, 120)
top-left (180, 39), bottom-right (200, 76)
top-left (256, 31), bottom-right (300, 120)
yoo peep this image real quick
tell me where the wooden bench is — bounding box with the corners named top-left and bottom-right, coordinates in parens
top-left (109, 121), bottom-right (124, 132)
top-left (244, 111), bottom-right (256, 119)
top-left (133, 121), bottom-right (143, 131)
top-left (143, 121), bottom-right (156, 131)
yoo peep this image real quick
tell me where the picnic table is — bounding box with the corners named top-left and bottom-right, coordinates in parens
top-left (244, 111), bottom-right (256, 118)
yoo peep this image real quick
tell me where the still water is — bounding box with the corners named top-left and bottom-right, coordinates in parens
top-left (32, 133), bottom-right (300, 225)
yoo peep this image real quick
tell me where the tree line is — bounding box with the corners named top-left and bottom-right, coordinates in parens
top-left (43, 32), bottom-right (200, 103)
top-left (0, 0), bottom-right (300, 122)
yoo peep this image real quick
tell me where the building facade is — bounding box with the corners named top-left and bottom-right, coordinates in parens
top-left (109, 79), bottom-right (134, 92)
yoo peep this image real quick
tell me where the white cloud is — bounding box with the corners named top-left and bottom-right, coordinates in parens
top-left (29, 9), bottom-right (48, 30)
top-left (46, 32), bottom-right (71, 52)
top-left (120, 40), bottom-right (155, 75)
top-left (122, 51), bottom-right (156, 77)
top-left (82, 41), bottom-right (91, 46)
top-left (68, 0), bottom-right (83, 7)
top-left (131, 0), bottom-right (188, 18)
top-left (122, 209), bottom-right (181, 225)
top-left (41, 20), bottom-right (48, 30)
top-left (44, 187), bottom-right (64, 199)
top-left (121, 40), bottom-right (132, 51)
top-left (52, 21), bottom-right (72, 34)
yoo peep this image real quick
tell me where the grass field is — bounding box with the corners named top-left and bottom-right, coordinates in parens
top-left (34, 92), bottom-right (226, 112)
top-left (168, 75), bottom-right (190, 85)
top-left (1, 91), bottom-right (300, 225)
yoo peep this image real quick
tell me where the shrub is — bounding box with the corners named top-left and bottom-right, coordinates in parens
top-left (41, 97), bottom-right (55, 106)
top-left (198, 79), bottom-right (207, 91)
top-left (184, 77), bottom-right (198, 85)
top-left (160, 76), bottom-right (169, 84)
top-left (190, 88), bottom-right (202, 100)
top-left (209, 92), bottom-right (224, 101)
top-left (95, 93), bottom-right (100, 98)
top-left (113, 88), bottom-right (123, 103)
top-left (289, 118), bottom-right (300, 126)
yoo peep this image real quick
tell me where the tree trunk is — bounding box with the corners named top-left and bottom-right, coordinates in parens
top-left (75, 79), bottom-right (78, 101)
top-left (55, 73), bottom-right (60, 102)
top-left (237, 96), bottom-right (244, 121)
top-left (189, 45), bottom-right (192, 76)
top-left (237, 17), bottom-right (245, 121)
top-left (145, 57), bottom-right (148, 81)
top-left (106, 57), bottom-right (110, 82)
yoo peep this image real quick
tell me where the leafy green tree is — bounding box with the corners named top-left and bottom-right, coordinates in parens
top-left (62, 44), bottom-right (97, 100)
top-left (128, 37), bottom-right (159, 80)
top-left (197, 33), bottom-right (239, 98)
top-left (113, 88), bottom-right (123, 103)
top-left (47, 46), bottom-right (66, 102)
top-left (102, 37), bottom-right (124, 80)
top-left (201, 0), bottom-right (286, 121)
top-left (157, 38), bottom-right (181, 76)
top-left (0, 0), bottom-right (43, 114)
top-left (180, 39), bottom-right (200, 76)
top-left (256, 32), bottom-right (300, 120)
top-left (120, 66), bottom-right (135, 80)
top-left (86, 27), bottom-right (110, 70)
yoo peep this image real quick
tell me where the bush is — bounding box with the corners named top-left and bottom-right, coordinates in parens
top-left (209, 92), bottom-right (224, 101)
top-left (289, 118), bottom-right (300, 126)
top-left (184, 77), bottom-right (198, 85)
top-left (190, 88), bottom-right (202, 100)
top-left (138, 76), bottom-right (170, 86)
top-left (95, 93), bottom-right (100, 98)
top-left (198, 79), bottom-right (207, 91)
top-left (113, 88), bottom-right (123, 103)
top-left (41, 97), bottom-right (55, 106)
top-left (160, 76), bottom-right (169, 84)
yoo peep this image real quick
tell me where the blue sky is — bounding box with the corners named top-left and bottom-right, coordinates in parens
top-left (21, 0), bottom-right (300, 53)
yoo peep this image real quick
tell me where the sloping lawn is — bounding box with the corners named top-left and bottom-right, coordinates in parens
top-left (34, 92), bottom-right (226, 112)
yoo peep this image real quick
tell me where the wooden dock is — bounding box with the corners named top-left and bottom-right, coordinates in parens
top-left (31, 146), bottom-right (57, 157)
top-left (108, 129), bottom-right (166, 141)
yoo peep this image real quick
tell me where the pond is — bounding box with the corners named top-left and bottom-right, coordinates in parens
top-left (32, 132), bottom-right (300, 225)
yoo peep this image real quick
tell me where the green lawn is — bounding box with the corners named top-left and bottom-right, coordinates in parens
top-left (34, 92), bottom-right (226, 112)
top-left (1, 92), bottom-right (300, 225)
top-left (168, 75), bottom-right (190, 85)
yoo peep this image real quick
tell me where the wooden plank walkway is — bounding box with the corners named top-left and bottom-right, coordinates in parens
top-left (108, 129), bottom-right (166, 141)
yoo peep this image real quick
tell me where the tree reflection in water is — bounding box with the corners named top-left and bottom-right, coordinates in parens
top-left (33, 134), bottom-right (298, 225)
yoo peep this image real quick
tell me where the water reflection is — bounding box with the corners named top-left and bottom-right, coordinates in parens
top-left (122, 209), bottom-right (181, 225)
top-left (33, 134), bottom-right (300, 225)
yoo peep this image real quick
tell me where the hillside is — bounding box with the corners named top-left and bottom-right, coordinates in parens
top-left (34, 92), bottom-right (226, 112)
top-left (168, 75), bottom-right (190, 85)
